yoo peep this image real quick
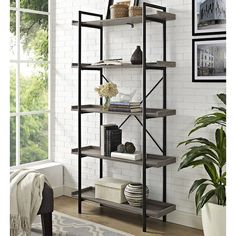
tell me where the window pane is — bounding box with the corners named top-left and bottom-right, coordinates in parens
top-left (20, 63), bottom-right (48, 112)
top-left (20, 113), bottom-right (48, 164)
top-left (20, 12), bottom-right (48, 61)
top-left (10, 11), bottom-right (16, 59)
top-left (10, 0), bottom-right (16, 7)
top-left (10, 64), bottom-right (17, 113)
top-left (20, 0), bottom-right (48, 12)
top-left (10, 117), bottom-right (16, 166)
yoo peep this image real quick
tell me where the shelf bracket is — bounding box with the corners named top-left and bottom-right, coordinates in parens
top-left (134, 116), bottom-right (163, 153)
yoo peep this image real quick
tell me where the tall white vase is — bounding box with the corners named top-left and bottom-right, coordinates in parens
top-left (201, 203), bottom-right (226, 236)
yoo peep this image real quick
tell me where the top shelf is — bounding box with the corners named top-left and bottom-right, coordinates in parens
top-left (72, 11), bottom-right (176, 27)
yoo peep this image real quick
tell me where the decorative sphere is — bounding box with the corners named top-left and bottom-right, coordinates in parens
top-left (117, 144), bottom-right (126, 153)
top-left (125, 142), bottom-right (136, 154)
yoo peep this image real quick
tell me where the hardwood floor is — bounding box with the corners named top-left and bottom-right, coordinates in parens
top-left (54, 196), bottom-right (203, 236)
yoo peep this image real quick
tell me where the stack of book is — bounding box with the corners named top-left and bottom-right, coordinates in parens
top-left (109, 101), bottom-right (142, 113)
top-left (100, 124), bottom-right (122, 157)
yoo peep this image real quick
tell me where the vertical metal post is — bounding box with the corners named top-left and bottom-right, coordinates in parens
top-left (162, 10), bottom-right (167, 222)
top-left (142, 2), bottom-right (147, 232)
top-left (78, 11), bottom-right (82, 214)
top-left (99, 17), bottom-right (103, 179)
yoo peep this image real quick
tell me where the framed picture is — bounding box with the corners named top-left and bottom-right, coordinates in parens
top-left (192, 37), bottom-right (226, 82)
top-left (192, 0), bottom-right (226, 36)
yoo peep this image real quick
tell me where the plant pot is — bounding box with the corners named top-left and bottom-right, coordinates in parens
top-left (201, 203), bottom-right (226, 236)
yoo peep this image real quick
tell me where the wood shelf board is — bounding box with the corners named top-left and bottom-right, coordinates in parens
top-left (71, 61), bottom-right (176, 69)
top-left (71, 146), bottom-right (176, 168)
top-left (77, 187), bottom-right (176, 218)
top-left (71, 105), bottom-right (176, 118)
top-left (72, 11), bottom-right (176, 27)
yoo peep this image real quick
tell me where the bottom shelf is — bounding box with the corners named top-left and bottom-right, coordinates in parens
top-left (73, 187), bottom-right (176, 219)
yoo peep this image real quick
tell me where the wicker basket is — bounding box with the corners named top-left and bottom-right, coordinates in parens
top-left (129, 6), bottom-right (142, 17)
top-left (117, 1), bottom-right (130, 7)
top-left (110, 4), bottom-right (128, 19)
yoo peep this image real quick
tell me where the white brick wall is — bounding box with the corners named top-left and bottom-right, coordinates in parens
top-left (52, 0), bottom-right (226, 229)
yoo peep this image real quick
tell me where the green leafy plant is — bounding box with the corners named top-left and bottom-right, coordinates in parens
top-left (178, 94), bottom-right (226, 214)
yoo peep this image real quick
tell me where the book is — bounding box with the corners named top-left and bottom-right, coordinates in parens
top-left (111, 151), bottom-right (142, 161)
top-left (92, 58), bottom-right (124, 66)
top-left (110, 101), bottom-right (140, 107)
top-left (105, 129), bottom-right (122, 156)
top-left (108, 107), bottom-right (142, 113)
top-left (109, 105), bottom-right (141, 109)
top-left (100, 124), bottom-right (118, 155)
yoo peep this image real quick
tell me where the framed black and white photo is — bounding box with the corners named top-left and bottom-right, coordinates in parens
top-left (192, 37), bottom-right (226, 82)
top-left (192, 0), bottom-right (226, 36)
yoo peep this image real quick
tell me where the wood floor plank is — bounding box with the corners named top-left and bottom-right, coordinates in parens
top-left (54, 196), bottom-right (203, 236)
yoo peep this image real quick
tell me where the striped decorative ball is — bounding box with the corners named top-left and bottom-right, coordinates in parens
top-left (124, 183), bottom-right (149, 207)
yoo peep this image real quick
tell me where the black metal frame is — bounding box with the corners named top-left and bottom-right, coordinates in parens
top-left (78, 11), bottom-right (103, 214)
top-left (77, 3), bottom-right (170, 232)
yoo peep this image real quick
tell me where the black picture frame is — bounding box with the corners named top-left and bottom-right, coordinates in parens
top-left (192, 0), bottom-right (226, 36)
top-left (106, 0), bottom-right (114, 19)
top-left (192, 37), bottom-right (226, 83)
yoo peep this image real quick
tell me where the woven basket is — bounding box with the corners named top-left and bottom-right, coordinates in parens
top-left (129, 6), bottom-right (142, 17)
top-left (117, 1), bottom-right (130, 7)
top-left (110, 4), bottom-right (128, 19)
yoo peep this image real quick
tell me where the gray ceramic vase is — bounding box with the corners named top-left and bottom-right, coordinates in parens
top-left (124, 183), bottom-right (149, 207)
top-left (130, 46), bottom-right (142, 65)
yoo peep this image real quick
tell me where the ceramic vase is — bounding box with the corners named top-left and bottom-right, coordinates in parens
top-left (124, 183), bottom-right (149, 207)
top-left (103, 97), bottom-right (110, 111)
top-left (130, 46), bottom-right (142, 65)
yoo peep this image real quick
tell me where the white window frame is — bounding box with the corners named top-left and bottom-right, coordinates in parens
top-left (10, 0), bottom-right (52, 168)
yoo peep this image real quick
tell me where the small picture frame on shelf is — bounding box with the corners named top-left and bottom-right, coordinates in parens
top-left (192, 37), bottom-right (226, 82)
top-left (192, 0), bottom-right (226, 36)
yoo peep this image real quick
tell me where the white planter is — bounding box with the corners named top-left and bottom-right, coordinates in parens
top-left (201, 203), bottom-right (226, 236)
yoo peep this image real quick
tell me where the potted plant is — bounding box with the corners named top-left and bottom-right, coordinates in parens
top-left (178, 93), bottom-right (226, 236)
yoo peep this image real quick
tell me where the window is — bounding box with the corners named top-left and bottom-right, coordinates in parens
top-left (10, 0), bottom-right (50, 166)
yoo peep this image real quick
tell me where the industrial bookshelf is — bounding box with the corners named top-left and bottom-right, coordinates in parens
top-left (71, 2), bottom-right (176, 232)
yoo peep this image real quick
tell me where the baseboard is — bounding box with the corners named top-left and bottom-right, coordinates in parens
top-left (63, 185), bottom-right (77, 197)
top-left (167, 210), bottom-right (202, 230)
top-left (53, 186), bottom-right (64, 198)
top-left (60, 185), bottom-right (202, 230)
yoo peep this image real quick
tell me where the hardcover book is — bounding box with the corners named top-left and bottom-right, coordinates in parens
top-left (105, 129), bottom-right (122, 156)
top-left (100, 124), bottom-right (118, 155)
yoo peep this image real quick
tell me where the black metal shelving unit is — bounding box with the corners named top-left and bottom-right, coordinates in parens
top-left (71, 2), bottom-right (176, 232)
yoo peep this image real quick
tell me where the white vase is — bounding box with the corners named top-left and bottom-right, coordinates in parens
top-left (201, 203), bottom-right (226, 236)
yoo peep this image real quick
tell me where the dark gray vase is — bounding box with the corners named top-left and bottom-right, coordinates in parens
top-left (130, 46), bottom-right (142, 65)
